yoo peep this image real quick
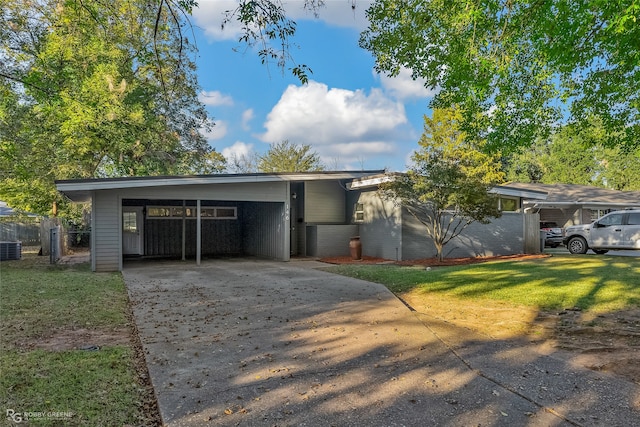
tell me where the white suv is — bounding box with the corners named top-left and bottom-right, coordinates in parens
top-left (563, 209), bottom-right (640, 254)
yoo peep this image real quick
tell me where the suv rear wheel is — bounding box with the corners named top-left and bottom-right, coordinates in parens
top-left (567, 236), bottom-right (588, 254)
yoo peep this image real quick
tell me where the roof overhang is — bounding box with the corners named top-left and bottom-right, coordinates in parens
top-left (490, 185), bottom-right (548, 200)
top-left (346, 176), bottom-right (550, 201)
top-left (346, 173), bottom-right (397, 190)
top-left (523, 200), bottom-right (640, 210)
top-left (56, 171), bottom-right (385, 202)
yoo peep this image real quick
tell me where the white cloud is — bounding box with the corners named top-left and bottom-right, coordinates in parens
top-left (202, 120), bottom-right (228, 140)
top-left (191, 1), bottom-right (242, 41)
top-left (192, 0), bottom-right (373, 41)
top-left (284, 0), bottom-right (373, 30)
top-left (241, 108), bottom-right (254, 130)
top-left (221, 141), bottom-right (254, 160)
top-left (199, 90), bottom-right (234, 106)
top-left (259, 80), bottom-right (407, 164)
top-left (378, 67), bottom-right (436, 101)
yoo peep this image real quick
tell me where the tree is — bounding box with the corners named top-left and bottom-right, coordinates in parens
top-left (503, 118), bottom-right (640, 190)
top-left (258, 140), bottom-right (325, 172)
top-left (222, 0), bottom-right (323, 83)
top-left (226, 151), bottom-right (259, 174)
top-left (361, 0), bottom-right (640, 153)
top-left (505, 129), bottom-right (598, 186)
top-left (0, 0), bottom-right (225, 218)
top-left (596, 146), bottom-right (640, 191)
top-left (379, 108), bottom-right (504, 261)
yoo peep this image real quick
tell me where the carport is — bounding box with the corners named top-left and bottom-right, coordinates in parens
top-left (56, 172), bottom-right (381, 271)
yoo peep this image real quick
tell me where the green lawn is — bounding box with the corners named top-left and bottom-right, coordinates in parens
top-left (0, 254), bottom-right (155, 426)
top-left (326, 255), bottom-right (640, 313)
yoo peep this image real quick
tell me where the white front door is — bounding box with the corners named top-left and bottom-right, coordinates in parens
top-left (123, 207), bottom-right (144, 255)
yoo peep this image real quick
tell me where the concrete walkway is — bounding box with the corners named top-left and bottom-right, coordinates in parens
top-left (124, 259), bottom-right (640, 426)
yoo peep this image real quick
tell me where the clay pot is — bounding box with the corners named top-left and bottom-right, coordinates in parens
top-left (349, 236), bottom-right (362, 260)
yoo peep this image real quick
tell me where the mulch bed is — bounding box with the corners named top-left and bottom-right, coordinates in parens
top-left (320, 253), bottom-right (550, 267)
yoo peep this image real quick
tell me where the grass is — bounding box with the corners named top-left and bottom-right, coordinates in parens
top-left (0, 253), bottom-right (153, 426)
top-left (326, 255), bottom-right (640, 313)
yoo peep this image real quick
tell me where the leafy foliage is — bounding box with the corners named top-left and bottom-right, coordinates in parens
top-left (361, 0), bottom-right (640, 152)
top-left (222, 0), bottom-right (320, 83)
top-left (258, 140), bottom-right (325, 172)
top-left (380, 108), bottom-right (504, 261)
top-left (504, 120), bottom-right (640, 190)
top-left (0, 0), bottom-right (224, 218)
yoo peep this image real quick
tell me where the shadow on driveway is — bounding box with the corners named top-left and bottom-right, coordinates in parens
top-left (123, 259), bottom-right (640, 426)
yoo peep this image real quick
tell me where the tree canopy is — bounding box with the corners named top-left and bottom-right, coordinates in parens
top-left (361, 0), bottom-right (640, 153)
top-left (0, 0), bottom-right (225, 218)
top-left (258, 140), bottom-right (325, 172)
top-left (380, 108), bottom-right (504, 261)
top-left (504, 121), bottom-right (640, 190)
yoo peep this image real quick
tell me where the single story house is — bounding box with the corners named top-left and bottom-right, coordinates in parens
top-left (507, 183), bottom-right (640, 228)
top-left (56, 171), bottom-right (547, 272)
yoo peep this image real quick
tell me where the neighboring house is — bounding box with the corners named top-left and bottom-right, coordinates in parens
top-left (505, 183), bottom-right (640, 228)
top-left (56, 171), bottom-right (547, 272)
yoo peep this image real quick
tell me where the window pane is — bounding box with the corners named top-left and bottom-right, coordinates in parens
top-left (123, 212), bottom-right (137, 232)
top-left (628, 213), bottom-right (640, 225)
top-left (201, 208), bottom-right (215, 217)
top-left (148, 207), bottom-right (170, 217)
top-left (501, 198), bottom-right (517, 212)
top-left (601, 213), bottom-right (623, 226)
top-left (216, 208), bottom-right (236, 218)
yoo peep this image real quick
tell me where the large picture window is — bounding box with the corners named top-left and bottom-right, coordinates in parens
top-left (498, 197), bottom-right (518, 212)
top-left (146, 206), bottom-right (237, 220)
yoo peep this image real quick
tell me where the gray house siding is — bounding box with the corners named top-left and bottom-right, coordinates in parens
top-left (402, 210), bottom-right (525, 259)
top-left (355, 191), bottom-right (402, 260)
top-left (306, 225), bottom-right (358, 257)
top-left (243, 202), bottom-right (288, 260)
top-left (92, 190), bottom-right (121, 272)
top-left (305, 181), bottom-right (345, 223)
top-left (113, 182), bottom-right (288, 202)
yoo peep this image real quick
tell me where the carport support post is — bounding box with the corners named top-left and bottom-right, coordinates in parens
top-left (181, 200), bottom-right (186, 261)
top-left (196, 199), bottom-right (201, 266)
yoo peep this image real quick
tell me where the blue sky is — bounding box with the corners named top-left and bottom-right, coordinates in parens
top-left (191, 1), bottom-right (434, 172)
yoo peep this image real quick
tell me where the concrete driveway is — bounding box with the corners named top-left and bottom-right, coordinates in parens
top-left (124, 259), bottom-right (640, 426)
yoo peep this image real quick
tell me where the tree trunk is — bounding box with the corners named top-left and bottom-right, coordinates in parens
top-left (434, 241), bottom-right (444, 262)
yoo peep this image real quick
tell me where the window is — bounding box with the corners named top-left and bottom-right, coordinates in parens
top-left (591, 209), bottom-right (613, 221)
top-left (215, 208), bottom-right (237, 219)
top-left (147, 207), bottom-right (171, 217)
top-left (499, 197), bottom-right (518, 212)
top-left (146, 206), bottom-right (237, 220)
top-left (354, 203), bottom-right (364, 222)
top-left (628, 213), bottom-right (640, 225)
top-left (123, 212), bottom-right (138, 232)
top-left (599, 213), bottom-right (623, 226)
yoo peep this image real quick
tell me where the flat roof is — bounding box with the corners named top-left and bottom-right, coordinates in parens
top-left (56, 171), bottom-right (385, 202)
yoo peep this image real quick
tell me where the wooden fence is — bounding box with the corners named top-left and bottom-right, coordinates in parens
top-left (523, 212), bottom-right (543, 254)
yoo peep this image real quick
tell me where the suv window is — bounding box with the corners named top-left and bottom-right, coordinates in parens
top-left (599, 213), bottom-right (624, 226)
top-left (628, 212), bottom-right (640, 225)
